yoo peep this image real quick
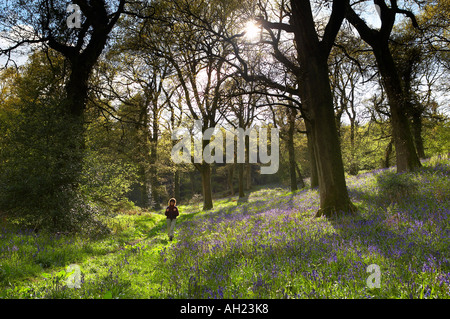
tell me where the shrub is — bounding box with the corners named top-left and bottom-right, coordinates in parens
top-left (376, 172), bottom-right (418, 204)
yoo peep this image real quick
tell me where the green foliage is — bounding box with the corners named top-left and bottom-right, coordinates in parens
top-left (340, 122), bottom-right (390, 173)
top-left (0, 51), bottom-right (87, 231)
top-left (80, 148), bottom-right (138, 213)
top-left (0, 50), bottom-right (144, 233)
top-left (376, 172), bottom-right (419, 204)
top-left (423, 120), bottom-right (450, 157)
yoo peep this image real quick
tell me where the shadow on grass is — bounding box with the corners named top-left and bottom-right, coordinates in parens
top-left (177, 211), bottom-right (446, 298)
top-left (143, 162), bottom-right (450, 297)
top-left (336, 167), bottom-right (449, 262)
top-left (348, 169), bottom-right (447, 220)
top-left (326, 206), bottom-right (446, 265)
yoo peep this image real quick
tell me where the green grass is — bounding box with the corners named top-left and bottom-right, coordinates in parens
top-left (1, 155), bottom-right (449, 299)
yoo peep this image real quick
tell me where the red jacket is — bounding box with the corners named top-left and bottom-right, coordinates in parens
top-left (165, 206), bottom-right (179, 220)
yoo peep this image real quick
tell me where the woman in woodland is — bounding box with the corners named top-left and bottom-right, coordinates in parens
top-left (165, 198), bottom-right (179, 241)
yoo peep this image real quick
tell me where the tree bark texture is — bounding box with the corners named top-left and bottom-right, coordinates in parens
top-left (291, 0), bottom-right (355, 217)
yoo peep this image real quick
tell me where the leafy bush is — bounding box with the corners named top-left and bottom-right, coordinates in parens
top-left (79, 148), bottom-right (138, 214)
top-left (0, 52), bottom-right (138, 234)
top-left (376, 172), bottom-right (419, 204)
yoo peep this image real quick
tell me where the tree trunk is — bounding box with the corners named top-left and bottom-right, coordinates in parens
top-left (149, 140), bottom-right (160, 209)
top-left (287, 108), bottom-right (298, 192)
top-left (295, 162), bottom-right (305, 189)
top-left (193, 137), bottom-right (214, 210)
top-left (401, 47), bottom-right (425, 160)
top-left (290, 0), bottom-right (354, 217)
top-left (65, 62), bottom-right (90, 117)
top-left (307, 68), bottom-right (355, 217)
top-left (140, 165), bottom-right (149, 208)
top-left (199, 163), bottom-right (213, 210)
top-left (383, 138), bottom-right (394, 168)
top-left (305, 121), bottom-right (319, 188)
top-left (288, 147), bottom-right (298, 192)
top-left (411, 110), bottom-right (425, 159)
top-left (227, 164), bottom-right (235, 196)
top-left (244, 135), bottom-right (251, 190)
top-left (245, 163), bottom-right (251, 190)
top-left (348, 120), bottom-right (358, 175)
top-left (149, 164), bottom-right (159, 209)
top-left (190, 170), bottom-right (196, 197)
top-left (373, 46), bottom-right (421, 172)
top-left (50, 62), bottom-right (91, 223)
top-left (174, 169), bottom-right (180, 201)
top-left (238, 163), bottom-right (245, 198)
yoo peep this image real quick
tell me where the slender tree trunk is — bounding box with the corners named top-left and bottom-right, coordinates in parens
top-left (171, 133), bottom-right (181, 201)
top-left (174, 169), bottom-right (180, 201)
top-left (236, 116), bottom-right (246, 198)
top-left (348, 120), bottom-right (358, 175)
top-left (288, 147), bottom-right (298, 192)
top-left (335, 108), bottom-right (344, 139)
top-left (411, 110), bottom-right (425, 159)
top-left (295, 162), bottom-right (305, 189)
top-left (149, 118), bottom-right (160, 209)
top-left (383, 138), bottom-right (394, 168)
top-left (244, 135), bottom-right (251, 190)
top-left (190, 170), bottom-right (196, 197)
top-left (140, 165), bottom-right (149, 208)
top-left (149, 148), bottom-right (159, 209)
top-left (287, 109), bottom-right (298, 192)
top-left (238, 163), bottom-right (245, 198)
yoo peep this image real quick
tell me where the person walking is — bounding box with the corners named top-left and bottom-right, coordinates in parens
top-left (165, 198), bottom-right (179, 241)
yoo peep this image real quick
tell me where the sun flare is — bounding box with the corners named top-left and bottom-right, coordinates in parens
top-left (244, 20), bottom-right (260, 41)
